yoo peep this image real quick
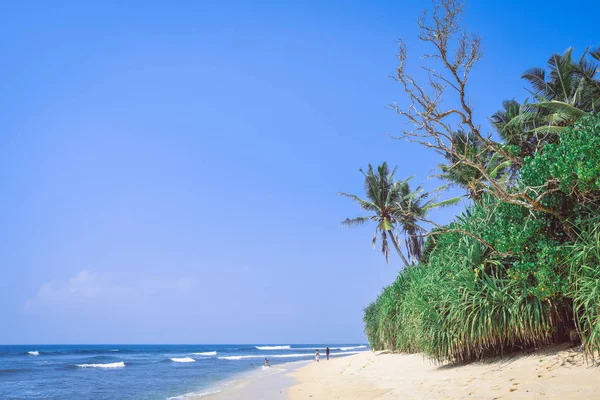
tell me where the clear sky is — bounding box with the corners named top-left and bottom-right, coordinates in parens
top-left (1, 0), bottom-right (598, 344)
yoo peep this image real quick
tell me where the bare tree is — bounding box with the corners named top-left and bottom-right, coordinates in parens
top-left (390, 0), bottom-right (567, 230)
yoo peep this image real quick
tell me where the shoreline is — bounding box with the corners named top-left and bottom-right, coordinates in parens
top-left (196, 360), bottom-right (308, 400)
top-left (288, 344), bottom-right (600, 400)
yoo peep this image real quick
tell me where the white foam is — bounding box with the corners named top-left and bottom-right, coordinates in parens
top-left (218, 351), bottom-right (360, 361)
top-left (217, 355), bottom-right (255, 360)
top-left (192, 351), bottom-right (216, 356)
top-left (255, 345), bottom-right (291, 350)
top-left (339, 345), bottom-right (367, 351)
top-left (77, 362), bottom-right (125, 369)
top-left (312, 351), bottom-right (361, 357)
top-left (167, 389), bottom-right (221, 399)
top-left (291, 346), bottom-right (369, 351)
top-left (170, 357), bottom-right (195, 363)
top-left (110, 349), bottom-right (119, 352)
top-left (28, 351), bottom-right (39, 356)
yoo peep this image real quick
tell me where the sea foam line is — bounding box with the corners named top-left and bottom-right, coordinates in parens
top-left (28, 351), bottom-right (39, 356)
top-left (287, 345), bottom-right (368, 351)
top-left (170, 357), bottom-right (195, 363)
top-left (167, 389), bottom-right (221, 400)
top-left (192, 351), bottom-right (216, 356)
top-left (76, 362), bottom-right (125, 369)
top-left (255, 345), bottom-right (291, 350)
top-left (218, 351), bottom-right (360, 360)
top-left (339, 345), bottom-right (367, 351)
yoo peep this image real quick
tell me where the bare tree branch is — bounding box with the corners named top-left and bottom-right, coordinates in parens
top-left (391, 0), bottom-right (568, 226)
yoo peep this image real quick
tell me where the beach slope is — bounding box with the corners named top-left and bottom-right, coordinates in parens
top-left (288, 345), bottom-right (600, 399)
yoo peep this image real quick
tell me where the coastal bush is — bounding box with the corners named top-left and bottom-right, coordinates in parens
top-left (367, 201), bottom-right (571, 362)
top-left (521, 116), bottom-right (600, 197)
top-left (356, 0), bottom-right (600, 364)
top-left (567, 218), bottom-right (600, 356)
top-left (364, 118), bottom-right (600, 361)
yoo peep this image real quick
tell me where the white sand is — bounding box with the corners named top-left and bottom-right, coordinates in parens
top-left (288, 345), bottom-right (600, 399)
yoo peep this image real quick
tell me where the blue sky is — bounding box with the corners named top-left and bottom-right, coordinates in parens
top-left (1, 0), bottom-right (598, 344)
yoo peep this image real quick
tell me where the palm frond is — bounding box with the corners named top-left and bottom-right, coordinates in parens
top-left (527, 125), bottom-right (568, 134)
top-left (340, 216), bottom-right (371, 228)
top-left (531, 100), bottom-right (586, 119)
top-left (423, 196), bottom-right (462, 211)
top-left (522, 67), bottom-right (551, 96)
top-left (338, 192), bottom-right (380, 212)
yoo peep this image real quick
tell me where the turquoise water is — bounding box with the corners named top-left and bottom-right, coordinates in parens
top-left (0, 344), bottom-right (367, 399)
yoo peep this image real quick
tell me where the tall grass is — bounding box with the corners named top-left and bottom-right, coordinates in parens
top-left (568, 221), bottom-right (600, 357)
top-left (364, 201), bottom-right (575, 363)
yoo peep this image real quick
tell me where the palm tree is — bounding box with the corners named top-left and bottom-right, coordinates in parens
top-left (510, 47), bottom-right (600, 136)
top-left (434, 132), bottom-right (511, 201)
top-left (523, 47), bottom-right (599, 110)
top-left (490, 99), bottom-right (525, 146)
top-left (490, 99), bottom-right (551, 168)
top-left (339, 162), bottom-right (411, 267)
top-left (393, 179), bottom-right (461, 263)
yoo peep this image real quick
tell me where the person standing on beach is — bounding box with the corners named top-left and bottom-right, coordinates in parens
top-left (315, 349), bottom-right (320, 362)
top-left (326, 347), bottom-right (330, 360)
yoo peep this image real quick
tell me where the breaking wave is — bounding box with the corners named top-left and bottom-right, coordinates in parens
top-left (339, 345), bottom-right (367, 351)
top-left (255, 345), bottom-right (291, 350)
top-left (167, 389), bottom-right (221, 399)
top-left (76, 362), bottom-right (125, 369)
top-left (170, 357), bottom-right (195, 363)
top-left (218, 351), bottom-right (360, 360)
top-left (28, 351), bottom-right (40, 356)
top-left (192, 351), bottom-right (216, 357)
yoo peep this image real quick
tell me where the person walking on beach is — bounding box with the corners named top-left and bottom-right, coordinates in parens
top-left (264, 358), bottom-right (270, 367)
top-left (326, 347), bottom-right (330, 361)
top-left (315, 349), bottom-right (320, 362)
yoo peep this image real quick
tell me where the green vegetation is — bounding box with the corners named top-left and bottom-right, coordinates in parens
top-left (345, 0), bottom-right (600, 363)
top-left (340, 163), bottom-right (459, 266)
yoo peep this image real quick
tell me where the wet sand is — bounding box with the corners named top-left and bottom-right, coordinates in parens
top-left (200, 362), bottom-right (306, 400)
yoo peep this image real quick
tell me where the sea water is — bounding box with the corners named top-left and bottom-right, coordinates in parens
top-left (0, 344), bottom-right (368, 399)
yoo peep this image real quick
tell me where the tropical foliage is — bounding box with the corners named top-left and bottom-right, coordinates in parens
top-left (350, 0), bottom-right (600, 364)
top-left (340, 164), bottom-right (459, 266)
top-left (362, 116), bottom-right (600, 364)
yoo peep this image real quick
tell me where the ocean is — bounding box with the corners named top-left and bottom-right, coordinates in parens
top-left (0, 344), bottom-right (368, 399)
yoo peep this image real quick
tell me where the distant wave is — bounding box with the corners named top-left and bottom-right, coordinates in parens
top-left (38, 349), bottom-right (135, 356)
top-left (218, 351), bottom-right (360, 360)
top-left (339, 346), bottom-right (367, 351)
top-left (290, 346), bottom-right (369, 351)
top-left (28, 351), bottom-right (39, 356)
top-left (170, 357), bottom-right (195, 363)
top-left (255, 345), bottom-right (291, 350)
top-left (192, 351), bottom-right (216, 357)
top-left (167, 389), bottom-right (221, 399)
top-left (76, 362), bottom-right (125, 369)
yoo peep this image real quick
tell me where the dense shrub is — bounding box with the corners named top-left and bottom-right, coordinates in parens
top-left (568, 220), bottom-right (600, 356)
top-left (521, 116), bottom-right (600, 196)
top-left (365, 201), bottom-right (569, 362)
top-left (364, 115), bottom-right (600, 363)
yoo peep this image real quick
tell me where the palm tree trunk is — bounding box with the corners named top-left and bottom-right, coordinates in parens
top-left (388, 230), bottom-right (410, 267)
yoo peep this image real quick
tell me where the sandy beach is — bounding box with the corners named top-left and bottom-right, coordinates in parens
top-left (288, 346), bottom-right (600, 400)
